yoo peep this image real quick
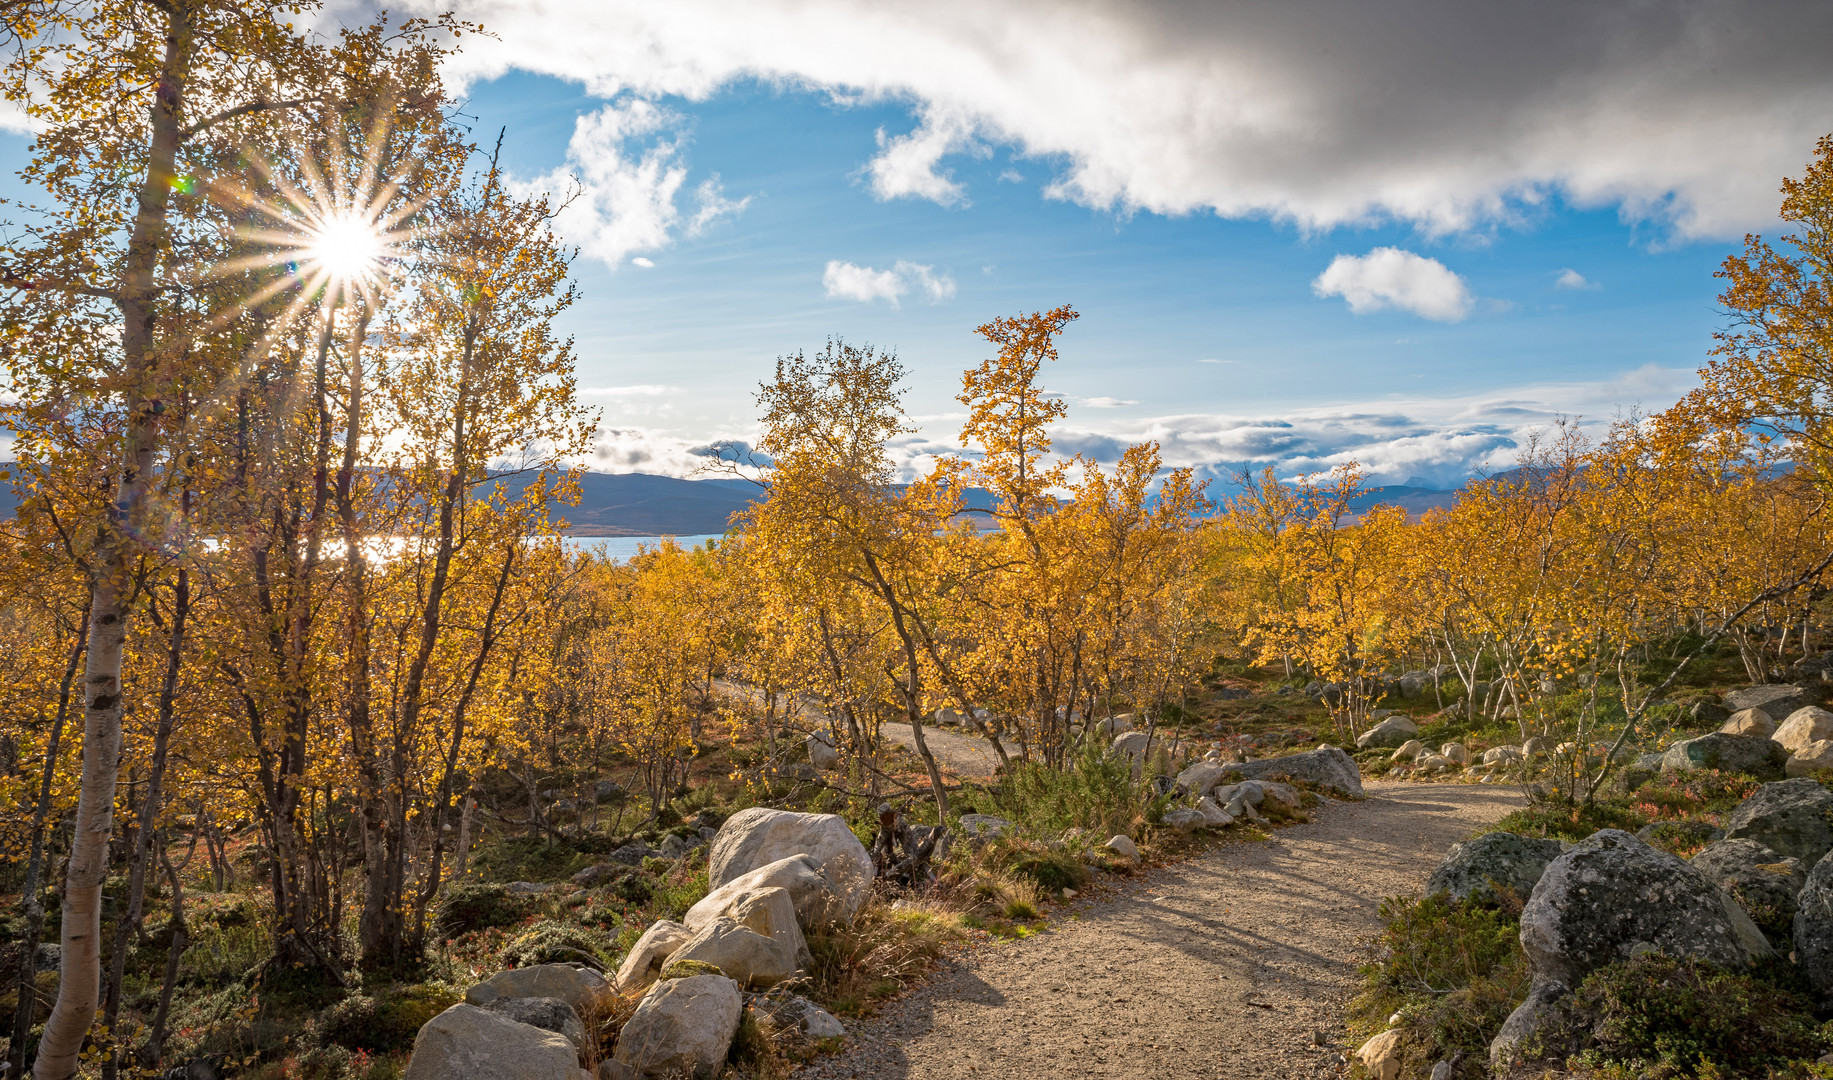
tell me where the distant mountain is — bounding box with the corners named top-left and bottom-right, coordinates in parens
top-left (1347, 483), bottom-right (1460, 518)
top-left (0, 468), bottom-right (1000, 537)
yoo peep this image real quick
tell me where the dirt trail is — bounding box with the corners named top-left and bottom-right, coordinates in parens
top-left (800, 781), bottom-right (1524, 1080)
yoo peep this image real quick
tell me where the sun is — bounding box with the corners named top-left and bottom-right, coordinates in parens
top-left (304, 212), bottom-right (387, 285)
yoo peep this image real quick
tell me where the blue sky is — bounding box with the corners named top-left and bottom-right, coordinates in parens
top-left (457, 72), bottom-right (1741, 488)
top-left (10, 0), bottom-right (1831, 488)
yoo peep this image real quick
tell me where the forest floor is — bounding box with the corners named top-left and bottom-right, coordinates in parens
top-left (797, 781), bottom-right (1523, 1080)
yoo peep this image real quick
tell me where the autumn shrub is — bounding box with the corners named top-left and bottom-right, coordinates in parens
top-left (1630, 769), bottom-right (1760, 821)
top-left (1349, 892), bottom-right (1531, 1080)
top-left (433, 881), bottom-right (533, 939)
top-left (1542, 956), bottom-right (1829, 1078)
top-left (498, 923), bottom-right (617, 969)
top-left (315, 983), bottom-right (460, 1056)
top-left (610, 871), bottom-right (657, 906)
top-left (1490, 797), bottom-right (1649, 842)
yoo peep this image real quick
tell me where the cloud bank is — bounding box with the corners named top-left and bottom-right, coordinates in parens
top-left (403, 0), bottom-right (1833, 239)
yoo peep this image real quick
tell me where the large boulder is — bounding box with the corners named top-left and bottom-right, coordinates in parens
top-left (1494, 830), bottom-right (1773, 1072)
top-left (1426, 832), bottom-right (1565, 905)
top-left (686, 854), bottom-right (851, 932)
top-left (1390, 739), bottom-right (1426, 762)
top-left (614, 921), bottom-right (694, 993)
top-left (1659, 732), bottom-right (1787, 779)
top-left (684, 884), bottom-right (808, 964)
top-left (1355, 715), bottom-right (1419, 750)
top-left (403, 1003), bottom-right (580, 1080)
top-left (665, 916), bottom-right (798, 989)
top-left (1162, 807), bottom-right (1209, 833)
top-left (479, 996), bottom-right (587, 1055)
top-left (1227, 746), bottom-right (1364, 797)
top-left (1724, 777), bottom-right (1833, 866)
top-left (1788, 739), bottom-right (1833, 778)
top-left (1775, 706), bottom-right (1833, 753)
top-left (611, 974), bottom-right (743, 1080)
top-left (1725, 684), bottom-right (1810, 721)
top-left (465, 963), bottom-right (611, 1014)
top-left (1794, 855), bottom-right (1833, 1004)
top-left (706, 809), bottom-right (872, 922)
top-left (1719, 708), bottom-right (1778, 738)
top-left (1690, 838), bottom-right (1806, 947)
top-left (1519, 830), bottom-right (1771, 990)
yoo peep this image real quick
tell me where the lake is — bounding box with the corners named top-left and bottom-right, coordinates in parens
top-left (564, 534), bottom-right (726, 562)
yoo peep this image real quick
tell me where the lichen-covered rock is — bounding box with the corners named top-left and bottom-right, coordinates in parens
top-left (614, 921), bottom-right (694, 993)
top-left (1226, 746), bottom-right (1364, 796)
top-left (1776, 706), bottom-right (1833, 753)
top-left (1426, 831), bottom-right (1565, 905)
top-left (1721, 707), bottom-right (1779, 738)
top-left (749, 992), bottom-right (846, 1041)
top-left (1519, 829), bottom-right (1771, 991)
top-left (403, 1003), bottom-right (579, 1080)
top-left (665, 916), bottom-right (797, 990)
top-left (1355, 715), bottom-right (1418, 750)
top-left (706, 809), bottom-right (872, 923)
top-left (1789, 739), bottom-right (1833, 778)
top-left (1659, 732), bottom-right (1787, 779)
top-left (1162, 807), bottom-right (1208, 833)
top-left (1482, 746), bottom-right (1523, 766)
top-left (1175, 760), bottom-right (1229, 795)
top-left (1793, 855), bottom-right (1833, 1004)
top-left (1724, 777), bottom-right (1833, 866)
top-left (465, 964), bottom-right (611, 1014)
top-left (1440, 742), bottom-right (1470, 765)
top-left (1725, 684), bottom-right (1811, 719)
top-left (611, 975), bottom-right (742, 1080)
top-left (1690, 838), bottom-right (1806, 947)
top-left (479, 996), bottom-right (587, 1054)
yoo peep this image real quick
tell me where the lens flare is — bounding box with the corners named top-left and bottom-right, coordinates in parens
top-left (304, 212), bottom-right (386, 285)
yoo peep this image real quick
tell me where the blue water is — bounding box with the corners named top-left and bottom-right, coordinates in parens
top-left (564, 534), bottom-right (726, 562)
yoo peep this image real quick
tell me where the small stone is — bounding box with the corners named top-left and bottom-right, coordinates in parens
top-left (1356, 1029), bottom-right (1402, 1080)
top-left (1105, 835), bottom-right (1139, 862)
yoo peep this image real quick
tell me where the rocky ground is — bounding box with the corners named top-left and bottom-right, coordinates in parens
top-left (799, 781), bottom-right (1523, 1080)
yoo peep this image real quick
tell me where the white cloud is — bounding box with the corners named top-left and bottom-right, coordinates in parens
top-left (1312, 248), bottom-right (1474, 322)
top-left (1078, 396), bottom-right (1139, 408)
top-left (822, 259), bottom-right (956, 306)
top-left (408, 0), bottom-right (1833, 240)
top-left (1554, 268), bottom-right (1598, 290)
top-left (580, 384), bottom-right (675, 396)
top-left (867, 108), bottom-right (975, 206)
top-left (631, 256), bottom-right (655, 267)
top-left (511, 99), bottom-right (747, 268)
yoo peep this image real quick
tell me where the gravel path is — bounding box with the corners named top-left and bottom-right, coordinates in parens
top-left (880, 722), bottom-right (1015, 779)
top-left (800, 781), bottom-right (1524, 1080)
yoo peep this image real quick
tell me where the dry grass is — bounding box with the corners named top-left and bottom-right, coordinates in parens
top-left (804, 894), bottom-right (969, 1018)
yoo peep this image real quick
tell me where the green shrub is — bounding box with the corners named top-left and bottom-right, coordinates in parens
top-left (315, 983), bottom-right (460, 1056)
top-left (468, 836), bottom-right (594, 883)
top-left (1007, 848), bottom-right (1088, 894)
top-left (1551, 955), bottom-right (1828, 1078)
top-left (1630, 769), bottom-right (1760, 820)
top-left (433, 882), bottom-right (532, 939)
top-left (1490, 797), bottom-right (1648, 842)
top-left (498, 923), bottom-right (616, 969)
top-left (984, 739), bottom-right (1147, 837)
top-left (1350, 892), bottom-right (1531, 1079)
top-left (610, 873), bottom-right (656, 905)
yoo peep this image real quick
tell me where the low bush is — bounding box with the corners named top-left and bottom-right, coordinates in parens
top-left (1349, 892), bottom-right (1531, 1079)
top-left (1489, 797), bottom-right (1648, 842)
top-left (432, 882), bottom-right (533, 939)
top-left (1545, 955), bottom-right (1829, 1078)
top-left (498, 923), bottom-right (617, 970)
top-left (803, 898), bottom-right (964, 1018)
top-left (314, 983), bottom-right (460, 1056)
top-left (982, 739), bottom-right (1150, 837)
